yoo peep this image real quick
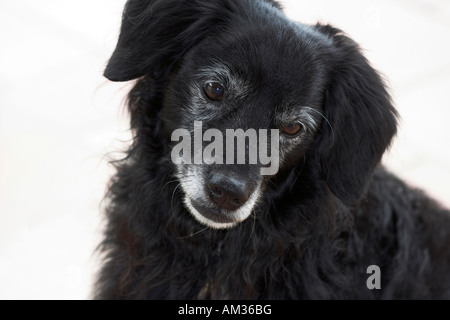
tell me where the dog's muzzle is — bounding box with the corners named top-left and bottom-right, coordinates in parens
top-left (180, 166), bottom-right (262, 229)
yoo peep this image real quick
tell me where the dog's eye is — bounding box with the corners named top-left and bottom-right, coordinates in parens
top-left (281, 123), bottom-right (302, 136)
top-left (204, 82), bottom-right (224, 101)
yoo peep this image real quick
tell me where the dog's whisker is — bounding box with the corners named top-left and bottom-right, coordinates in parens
top-left (289, 156), bottom-right (307, 189)
top-left (171, 183), bottom-right (182, 216)
top-left (162, 178), bottom-right (180, 190)
top-left (304, 107), bottom-right (336, 148)
top-left (176, 226), bottom-right (210, 239)
top-left (267, 179), bottom-right (280, 193)
top-left (249, 209), bottom-right (257, 239)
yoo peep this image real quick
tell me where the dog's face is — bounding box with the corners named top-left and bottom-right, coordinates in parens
top-left (104, 0), bottom-right (398, 229)
top-left (160, 23), bottom-right (328, 228)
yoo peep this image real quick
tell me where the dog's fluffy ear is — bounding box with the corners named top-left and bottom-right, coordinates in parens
top-left (104, 0), bottom-right (221, 82)
top-left (104, 0), bottom-right (283, 82)
top-left (314, 24), bottom-right (398, 204)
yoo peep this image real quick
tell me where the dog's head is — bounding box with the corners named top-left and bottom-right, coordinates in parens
top-left (105, 0), bottom-right (397, 229)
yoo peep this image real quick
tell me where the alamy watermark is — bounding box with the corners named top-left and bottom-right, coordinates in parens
top-left (171, 121), bottom-right (280, 175)
top-left (366, 265), bottom-right (381, 290)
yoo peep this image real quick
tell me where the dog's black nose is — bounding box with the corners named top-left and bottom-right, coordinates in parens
top-left (207, 173), bottom-right (251, 211)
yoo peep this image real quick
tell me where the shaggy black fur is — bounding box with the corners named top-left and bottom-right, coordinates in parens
top-left (95, 0), bottom-right (450, 299)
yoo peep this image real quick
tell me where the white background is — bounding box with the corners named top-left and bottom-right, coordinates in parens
top-left (1, 0), bottom-right (449, 299)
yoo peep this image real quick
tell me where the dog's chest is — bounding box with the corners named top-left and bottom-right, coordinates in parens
top-left (196, 239), bottom-right (229, 299)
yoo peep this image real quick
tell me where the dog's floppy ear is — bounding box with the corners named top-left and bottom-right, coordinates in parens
top-left (314, 25), bottom-right (398, 204)
top-left (104, 0), bottom-right (226, 82)
top-left (105, 0), bottom-right (284, 82)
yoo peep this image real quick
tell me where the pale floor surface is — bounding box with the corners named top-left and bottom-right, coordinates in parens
top-left (0, 0), bottom-right (449, 299)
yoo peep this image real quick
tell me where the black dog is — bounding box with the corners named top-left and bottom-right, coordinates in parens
top-left (95, 0), bottom-right (450, 299)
